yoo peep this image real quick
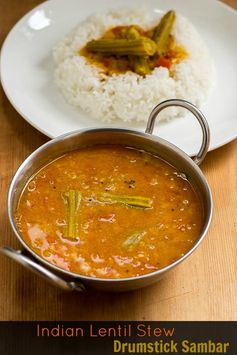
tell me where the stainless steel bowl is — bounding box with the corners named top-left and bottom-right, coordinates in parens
top-left (1, 99), bottom-right (212, 292)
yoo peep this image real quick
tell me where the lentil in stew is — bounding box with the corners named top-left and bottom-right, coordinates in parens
top-left (15, 145), bottom-right (203, 279)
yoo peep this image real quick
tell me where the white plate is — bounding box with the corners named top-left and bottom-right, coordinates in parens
top-left (1, 0), bottom-right (237, 156)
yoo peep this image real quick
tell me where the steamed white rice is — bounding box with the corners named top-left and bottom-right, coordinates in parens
top-left (53, 9), bottom-right (215, 122)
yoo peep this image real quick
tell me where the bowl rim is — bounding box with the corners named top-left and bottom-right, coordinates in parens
top-left (8, 127), bottom-right (213, 283)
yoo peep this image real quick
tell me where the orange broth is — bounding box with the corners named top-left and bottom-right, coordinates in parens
top-left (15, 145), bottom-right (203, 279)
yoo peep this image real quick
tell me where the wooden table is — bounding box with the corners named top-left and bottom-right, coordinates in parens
top-left (0, 0), bottom-right (236, 321)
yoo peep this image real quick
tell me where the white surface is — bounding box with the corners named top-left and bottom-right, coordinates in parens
top-left (1, 0), bottom-right (237, 156)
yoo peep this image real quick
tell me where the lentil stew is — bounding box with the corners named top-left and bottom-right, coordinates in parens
top-left (15, 145), bottom-right (204, 279)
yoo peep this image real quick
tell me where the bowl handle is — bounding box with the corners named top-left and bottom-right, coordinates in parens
top-left (145, 99), bottom-right (210, 165)
top-left (1, 247), bottom-right (85, 292)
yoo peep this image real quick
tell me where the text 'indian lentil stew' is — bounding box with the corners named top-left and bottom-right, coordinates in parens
top-left (15, 145), bottom-right (204, 279)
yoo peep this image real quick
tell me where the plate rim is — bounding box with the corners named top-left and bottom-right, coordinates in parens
top-left (1, 0), bottom-right (237, 154)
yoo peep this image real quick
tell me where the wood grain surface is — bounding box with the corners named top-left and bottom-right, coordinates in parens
top-left (0, 0), bottom-right (236, 321)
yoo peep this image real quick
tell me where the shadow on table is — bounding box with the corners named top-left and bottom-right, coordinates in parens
top-left (1, 252), bottom-right (172, 321)
top-left (58, 279), bottom-right (170, 321)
